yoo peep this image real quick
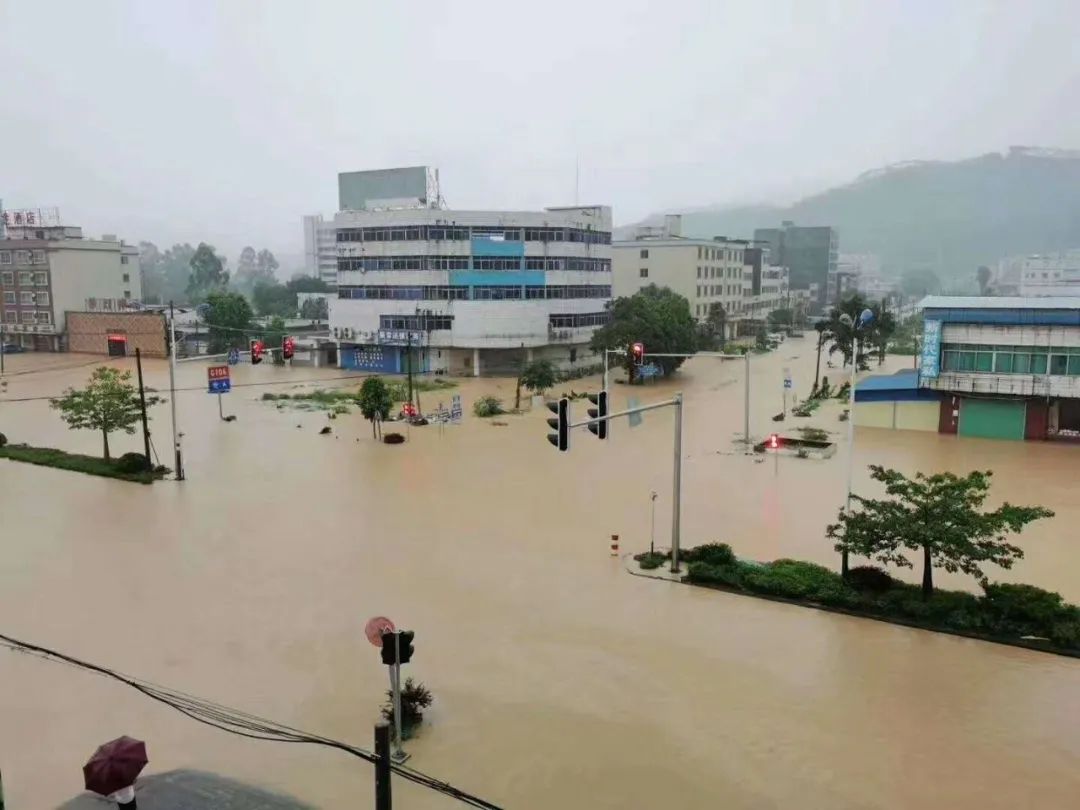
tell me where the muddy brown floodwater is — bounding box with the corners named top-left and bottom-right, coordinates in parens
top-left (1, 339), bottom-right (1078, 809)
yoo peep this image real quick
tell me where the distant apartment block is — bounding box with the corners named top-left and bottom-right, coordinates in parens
top-left (1016, 251), bottom-right (1080, 297)
top-left (613, 215), bottom-right (748, 338)
top-left (1, 213), bottom-right (140, 351)
top-left (301, 214), bottom-right (338, 288)
top-left (753, 220), bottom-right (837, 310)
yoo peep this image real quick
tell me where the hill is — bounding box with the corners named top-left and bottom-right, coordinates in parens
top-left (652, 147), bottom-right (1080, 286)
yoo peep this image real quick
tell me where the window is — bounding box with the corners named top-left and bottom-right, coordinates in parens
top-left (122, 273), bottom-right (130, 282)
top-left (19, 272), bottom-right (33, 285)
top-left (640, 249), bottom-right (649, 259)
top-left (0, 251), bottom-right (10, 265)
top-left (1, 272), bottom-right (11, 285)
top-left (2, 292), bottom-right (14, 304)
top-left (1050, 353), bottom-right (1068, 375)
top-left (123, 290), bottom-right (131, 299)
top-left (639, 268), bottom-right (648, 278)
top-left (36, 311), bottom-right (51, 324)
top-left (697, 247), bottom-right (703, 260)
top-left (32, 250), bottom-right (45, 264)
top-left (4, 310), bottom-right (15, 323)
top-left (21, 310), bottom-right (35, 323)
top-left (15, 251), bottom-right (30, 264)
top-left (20, 291), bottom-right (35, 304)
top-left (34, 272), bottom-right (47, 286)
top-left (35, 291), bottom-right (49, 306)
top-left (549, 311), bottom-right (610, 328)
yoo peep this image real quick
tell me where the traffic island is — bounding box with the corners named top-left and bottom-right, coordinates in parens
top-left (630, 545), bottom-right (1080, 659)
top-left (0, 445), bottom-right (167, 484)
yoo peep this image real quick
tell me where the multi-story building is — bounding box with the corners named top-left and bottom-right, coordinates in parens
top-left (753, 220), bottom-right (838, 310)
top-left (1015, 251), bottom-right (1080, 297)
top-left (918, 296), bottom-right (1080, 440)
top-left (330, 201), bottom-right (612, 377)
top-left (0, 221), bottom-right (140, 351)
top-left (742, 263), bottom-right (790, 322)
top-left (613, 215), bottom-right (748, 338)
top-left (301, 214), bottom-right (339, 288)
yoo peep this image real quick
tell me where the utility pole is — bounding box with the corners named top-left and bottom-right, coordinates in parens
top-left (134, 349), bottom-right (152, 471)
top-left (405, 333), bottom-right (414, 410)
top-left (168, 302), bottom-right (185, 480)
top-left (374, 723), bottom-right (392, 810)
top-left (1, 323), bottom-right (5, 375)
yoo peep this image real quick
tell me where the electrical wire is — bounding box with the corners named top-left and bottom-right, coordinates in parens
top-left (0, 631), bottom-right (504, 809)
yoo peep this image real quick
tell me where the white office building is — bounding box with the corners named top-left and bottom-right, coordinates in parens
top-left (1016, 251), bottom-right (1080, 297)
top-left (330, 204), bottom-right (612, 376)
top-left (613, 215), bottom-right (747, 337)
top-left (301, 214), bottom-right (338, 288)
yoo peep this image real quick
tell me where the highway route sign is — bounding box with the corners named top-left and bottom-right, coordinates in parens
top-left (207, 365), bottom-right (231, 394)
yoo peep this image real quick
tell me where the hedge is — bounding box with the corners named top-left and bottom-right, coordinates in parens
top-left (665, 548), bottom-right (1080, 654)
top-left (0, 445), bottom-right (164, 484)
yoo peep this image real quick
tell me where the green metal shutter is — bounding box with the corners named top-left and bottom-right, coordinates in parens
top-left (958, 400), bottom-right (1026, 441)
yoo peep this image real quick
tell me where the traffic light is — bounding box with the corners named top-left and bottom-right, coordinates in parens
top-left (546, 397), bottom-right (569, 451)
top-left (250, 339), bottom-right (264, 365)
top-left (282, 336), bottom-right (295, 361)
top-left (587, 391), bottom-right (608, 439)
top-left (398, 630), bottom-right (415, 664)
top-left (767, 433), bottom-right (782, 450)
top-left (631, 342), bottom-right (645, 365)
top-left (380, 631), bottom-right (397, 665)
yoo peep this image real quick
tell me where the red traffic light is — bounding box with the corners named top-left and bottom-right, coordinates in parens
top-left (250, 339), bottom-right (265, 365)
top-left (631, 342), bottom-right (644, 365)
top-left (767, 433), bottom-right (780, 449)
top-left (282, 336), bottom-right (295, 360)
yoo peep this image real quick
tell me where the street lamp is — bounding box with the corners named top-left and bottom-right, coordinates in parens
top-left (840, 308), bottom-right (874, 578)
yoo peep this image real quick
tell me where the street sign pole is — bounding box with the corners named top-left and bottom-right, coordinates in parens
top-left (391, 632), bottom-right (407, 763)
top-left (168, 302), bottom-right (185, 481)
top-left (218, 392), bottom-right (224, 420)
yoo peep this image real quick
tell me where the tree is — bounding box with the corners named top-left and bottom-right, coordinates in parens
top-left (867, 301), bottom-right (898, 364)
top-left (827, 466), bottom-right (1054, 597)
top-left (697, 303), bottom-right (727, 351)
top-left (520, 360), bottom-right (556, 405)
top-left (812, 319), bottom-right (828, 391)
top-left (186, 243), bottom-right (229, 303)
top-left (821, 293), bottom-right (886, 369)
top-left (50, 367), bottom-right (163, 460)
top-left (138, 241), bottom-right (164, 304)
top-left (299, 297), bottom-right (329, 322)
top-left (286, 275), bottom-right (331, 294)
top-left (358, 377), bottom-right (393, 438)
top-left (767, 308), bottom-right (794, 328)
top-left (252, 280), bottom-right (297, 317)
top-left (204, 290), bottom-right (253, 354)
top-left (234, 247), bottom-right (280, 296)
top-left (976, 265), bottom-right (992, 295)
top-left (589, 285), bottom-right (697, 378)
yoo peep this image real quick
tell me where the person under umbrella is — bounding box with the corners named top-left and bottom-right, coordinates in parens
top-left (83, 736), bottom-right (148, 808)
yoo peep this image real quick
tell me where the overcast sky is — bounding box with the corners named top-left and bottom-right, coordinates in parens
top-left (2, 0), bottom-right (1079, 269)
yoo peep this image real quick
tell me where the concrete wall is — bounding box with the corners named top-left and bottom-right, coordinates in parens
top-left (67, 311), bottom-right (167, 356)
top-left (50, 241), bottom-right (136, 334)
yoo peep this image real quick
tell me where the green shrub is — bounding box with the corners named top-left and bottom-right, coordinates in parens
top-left (634, 551), bottom-right (668, 570)
top-left (682, 542), bottom-right (736, 567)
top-left (0, 444), bottom-right (156, 484)
top-left (846, 566), bottom-right (895, 593)
top-left (114, 452), bottom-right (150, 474)
top-left (1049, 620), bottom-right (1080, 648)
top-left (741, 559), bottom-right (845, 601)
top-left (382, 678), bottom-right (433, 740)
top-left (982, 583), bottom-right (1075, 635)
top-left (473, 396), bottom-right (505, 417)
top-left (687, 561), bottom-right (745, 588)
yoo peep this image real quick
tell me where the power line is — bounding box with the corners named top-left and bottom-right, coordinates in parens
top-left (0, 370), bottom-right (450, 404)
top-left (0, 631), bottom-right (504, 810)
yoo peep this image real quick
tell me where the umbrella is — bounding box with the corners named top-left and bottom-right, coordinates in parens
top-left (83, 736), bottom-right (148, 797)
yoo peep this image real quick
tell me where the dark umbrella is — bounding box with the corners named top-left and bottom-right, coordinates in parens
top-left (83, 736), bottom-right (148, 797)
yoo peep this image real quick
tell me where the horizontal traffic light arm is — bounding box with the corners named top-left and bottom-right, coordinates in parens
top-left (569, 396), bottom-right (681, 430)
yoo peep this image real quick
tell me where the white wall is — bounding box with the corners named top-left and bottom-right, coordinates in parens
top-left (50, 241), bottom-right (133, 333)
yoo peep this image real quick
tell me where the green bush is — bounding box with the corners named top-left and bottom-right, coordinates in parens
top-left (473, 396), bottom-right (505, 417)
top-left (634, 551), bottom-right (668, 570)
top-left (382, 678), bottom-right (433, 740)
top-left (0, 444), bottom-right (157, 484)
top-left (1049, 620), bottom-right (1080, 648)
top-left (846, 566), bottom-right (895, 593)
top-left (687, 561), bottom-right (746, 588)
top-left (682, 542), bottom-right (736, 567)
top-left (982, 583), bottom-right (1076, 635)
top-left (114, 452), bottom-right (150, 474)
top-left (740, 560), bottom-right (845, 601)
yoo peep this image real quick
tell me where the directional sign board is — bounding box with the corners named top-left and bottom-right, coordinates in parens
top-left (783, 367), bottom-right (792, 389)
top-left (207, 365), bottom-right (231, 394)
top-left (227, 348), bottom-right (240, 365)
top-left (450, 394), bottom-right (463, 421)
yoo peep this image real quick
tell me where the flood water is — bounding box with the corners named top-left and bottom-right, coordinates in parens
top-left (1, 338), bottom-right (1078, 809)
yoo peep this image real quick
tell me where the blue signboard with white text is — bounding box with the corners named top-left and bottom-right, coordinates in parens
top-left (919, 320), bottom-right (942, 380)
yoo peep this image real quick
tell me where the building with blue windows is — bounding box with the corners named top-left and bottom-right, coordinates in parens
top-left (329, 202), bottom-right (612, 376)
top-left (918, 296), bottom-right (1080, 440)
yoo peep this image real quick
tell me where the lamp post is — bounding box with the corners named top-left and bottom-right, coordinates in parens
top-left (840, 307), bottom-right (874, 578)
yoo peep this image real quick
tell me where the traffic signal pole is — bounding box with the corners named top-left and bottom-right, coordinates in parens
top-left (168, 302), bottom-right (185, 481)
top-left (391, 632), bottom-right (406, 763)
top-left (570, 394), bottom-right (686, 573)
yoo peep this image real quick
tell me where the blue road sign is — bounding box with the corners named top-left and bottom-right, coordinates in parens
top-left (227, 348), bottom-right (240, 365)
top-left (209, 378), bottom-right (231, 394)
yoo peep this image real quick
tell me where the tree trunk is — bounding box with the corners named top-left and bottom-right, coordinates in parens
top-left (515, 378), bottom-right (522, 411)
top-left (371, 417), bottom-right (377, 439)
top-left (921, 545), bottom-right (934, 598)
top-left (102, 429), bottom-right (111, 460)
